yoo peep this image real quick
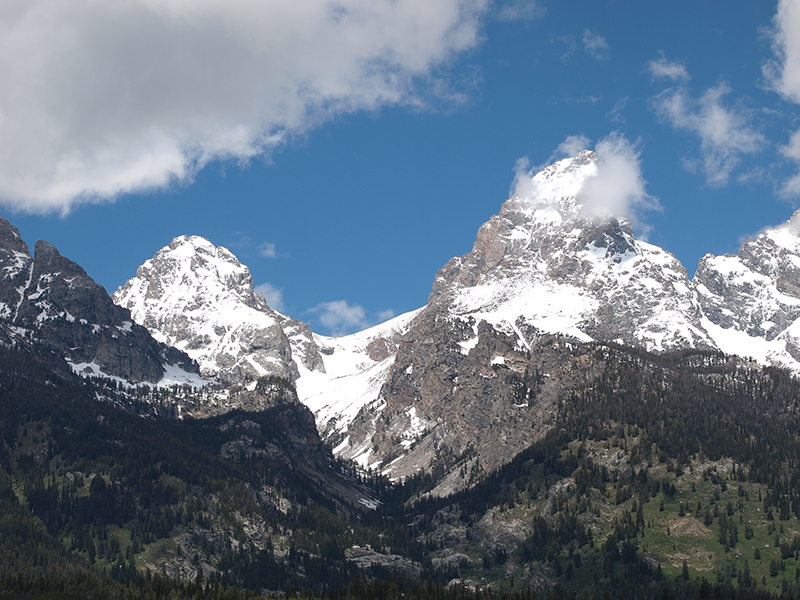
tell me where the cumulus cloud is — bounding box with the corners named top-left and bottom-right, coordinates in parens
top-left (651, 83), bottom-right (764, 186)
top-left (0, 0), bottom-right (489, 213)
top-left (765, 0), bottom-right (800, 103)
top-left (646, 54), bottom-right (690, 82)
top-left (254, 282), bottom-right (285, 312)
top-left (495, 0), bottom-right (545, 22)
top-left (765, 0), bottom-right (800, 198)
top-left (308, 300), bottom-right (394, 336)
top-left (582, 29), bottom-right (609, 60)
top-left (258, 242), bottom-right (278, 259)
top-left (578, 133), bottom-right (660, 236)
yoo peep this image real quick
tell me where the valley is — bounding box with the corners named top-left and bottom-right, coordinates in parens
top-left (4, 152), bottom-right (800, 598)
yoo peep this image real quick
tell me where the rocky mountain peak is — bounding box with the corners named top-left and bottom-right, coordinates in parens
top-left (0, 220), bottom-right (200, 385)
top-left (694, 209), bottom-right (800, 367)
top-left (114, 235), bottom-right (323, 384)
top-left (159, 235), bottom-right (264, 308)
top-left (428, 152), bottom-right (709, 354)
top-left (0, 217), bottom-right (29, 255)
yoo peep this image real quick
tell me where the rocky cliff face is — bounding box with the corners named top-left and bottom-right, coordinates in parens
top-left (113, 235), bottom-right (324, 385)
top-left (695, 210), bottom-right (800, 368)
top-left (0, 217), bottom-right (199, 385)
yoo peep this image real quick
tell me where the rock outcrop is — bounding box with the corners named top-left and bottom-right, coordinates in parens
top-left (0, 217), bottom-right (199, 385)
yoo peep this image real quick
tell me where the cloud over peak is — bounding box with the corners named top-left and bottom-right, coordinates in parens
top-left (513, 133), bottom-right (658, 238)
top-left (0, 0), bottom-right (490, 213)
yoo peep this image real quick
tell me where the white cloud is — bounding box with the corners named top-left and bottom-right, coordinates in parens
top-left (582, 29), bottom-right (609, 60)
top-left (646, 54), bottom-right (690, 82)
top-left (579, 133), bottom-right (659, 237)
top-left (258, 242), bottom-right (278, 259)
top-left (555, 134), bottom-right (592, 159)
top-left (512, 133), bottom-right (658, 237)
top-left (308, 300), bottom-right (395, 336)
top-left (0, 0), bottom-right (490, 213)
top-left (765, 0), bottom-right (800, 197)
top-left (605, 97), bottom-right (628, 124)
top-left (651, 83), bottom-right (764, 186)
top-left (765, 0), bottom-right (800, 103)
top-left (496, 0), bottom-right (545, 22)
top-left (780, 129), bottom-right (800, 197)
top-left (254, 282), bottom-right (285, 312)
top-left (309, 300), bottom-right (369, 336)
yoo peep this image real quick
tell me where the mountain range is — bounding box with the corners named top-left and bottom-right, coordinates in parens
top-left (108, 151), bottom-right (800, 489)
top-left (6, 151), bottom-right (800, 596)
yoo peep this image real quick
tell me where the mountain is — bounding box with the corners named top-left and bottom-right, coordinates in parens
top-left (427, 151), bottom-right (712, 353)
top-left (695, 211), bottom-right (800, 370)
top-left (0, 217), bottom-right (200, 386)
top-left (331, 152), bottom-right (718, 491)
top-left (113, 235), bottom-right (323, 385)
top-left (113, 234), bottom-right (422, 445)
top-left (11, 166), bottom-right (800, 597)
top-left (111, 152), bottom-right (800, 493)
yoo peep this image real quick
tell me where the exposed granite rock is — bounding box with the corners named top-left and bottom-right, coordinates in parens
top-left (345, 546), bottom-right (423, 578)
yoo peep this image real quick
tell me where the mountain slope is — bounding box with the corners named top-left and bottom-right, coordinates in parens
top-left (0, 218), bottom-right (200, 385)
top-left (296, 308), bottom-right (423, 455)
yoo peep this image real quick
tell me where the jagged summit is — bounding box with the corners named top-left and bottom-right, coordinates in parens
top-left (511, 149), bottom-right (597, 218)
top-left (695, 209), bottom-right (800, 370)
top-left (430, 152), bottom-right (711, 353)
top-left (113, 235), bottom-right (324, 385)
top-left (0, 217), bottom-right (200, 386)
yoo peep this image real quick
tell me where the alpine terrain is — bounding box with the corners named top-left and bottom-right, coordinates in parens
top-left (6, 151), bottom-right (800, 598)
top-left (112, 151), bottom-right (800, 494)
top-left (0, 217), bottom-right (201, 386)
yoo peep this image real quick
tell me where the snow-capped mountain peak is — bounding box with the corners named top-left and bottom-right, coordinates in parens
top-left (512, 150), bottom-right (597, 221)
top-left (428, 152), bottom-right (711, 354)
top-left (114, 235), bottom-right (323, 384)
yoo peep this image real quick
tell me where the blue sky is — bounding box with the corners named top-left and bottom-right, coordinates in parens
top-left (3, 0), bottom-right (800, 335)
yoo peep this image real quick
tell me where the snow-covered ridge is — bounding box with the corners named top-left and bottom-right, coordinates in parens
top-left (296, 308), bottom-right (423, 442)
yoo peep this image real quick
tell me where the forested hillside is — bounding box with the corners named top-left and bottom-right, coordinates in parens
top-left (7, 340), bottom-right (800, 599)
